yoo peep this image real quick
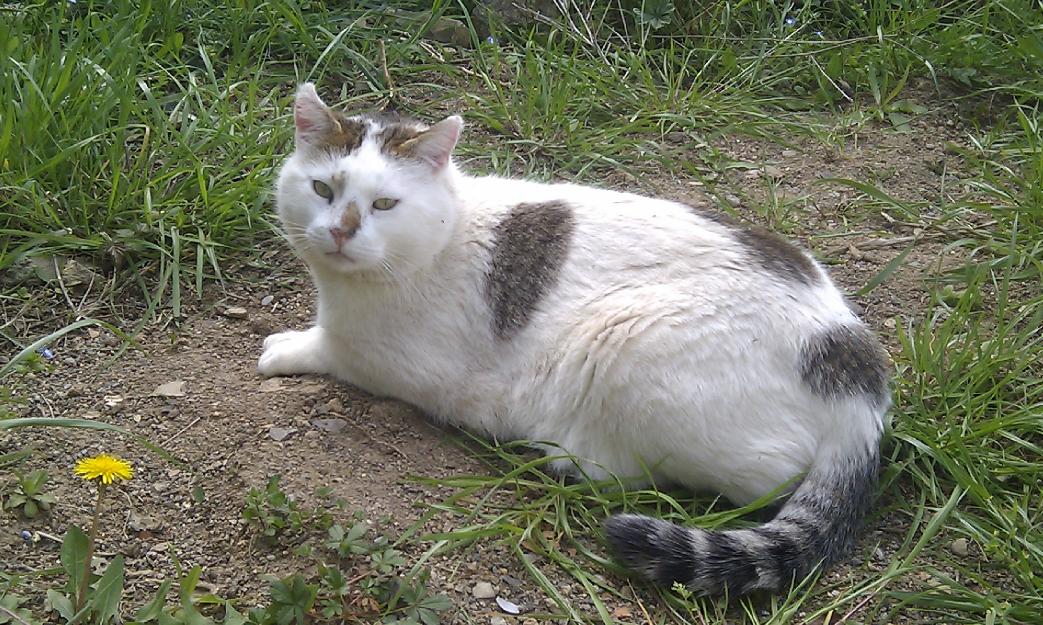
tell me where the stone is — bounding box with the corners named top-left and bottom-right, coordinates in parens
top-left (311, 418), bottom-right (348, 434)
top-left (151, 380), bottom-right (186, 397)
top-left (472, 581), bottom-right (496, 599)
top-left (950, 537), bottom-right (970, 557)
top-left (763, 165), bottom-right (784, 179)
top-left (223, 307), bottom-right (248, 319)
top-left (268, 427), bottom-right (297, 442)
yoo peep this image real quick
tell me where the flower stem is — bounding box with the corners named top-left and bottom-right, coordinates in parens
top-left (75, 483), bottom-right (106, 615)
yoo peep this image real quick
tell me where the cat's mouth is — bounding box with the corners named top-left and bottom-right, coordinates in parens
top-left (325, 250), bottom-right (356, 263)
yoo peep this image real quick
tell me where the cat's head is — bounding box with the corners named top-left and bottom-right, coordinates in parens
top-left (276, 83), bottom-right (463, 276)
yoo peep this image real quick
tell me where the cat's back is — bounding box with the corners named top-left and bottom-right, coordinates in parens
top-left (460, 174), bottom-right (842, 313)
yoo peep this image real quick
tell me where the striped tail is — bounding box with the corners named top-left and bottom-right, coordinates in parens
top-left (603, 446), bottom-right (879, 595)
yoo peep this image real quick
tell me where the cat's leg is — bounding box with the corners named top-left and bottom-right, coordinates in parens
top-left (258, 327), bottom-right (330, 377)
top-left (544, 448), bottom-right (652, 490)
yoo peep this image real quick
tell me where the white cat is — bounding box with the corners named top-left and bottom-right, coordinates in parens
top-left (259, 83), bottom-right (891, 595)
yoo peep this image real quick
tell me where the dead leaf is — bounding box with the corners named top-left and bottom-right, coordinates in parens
top-left (151, 380), bottom-right (186, 397)
top-left (613, 606), bottom-right (633, 619)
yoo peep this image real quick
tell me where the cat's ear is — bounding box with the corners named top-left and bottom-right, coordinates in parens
top-left (405, 115), bottom-right (463, 170)
top-left (293, 83), bottom-right (334, 142)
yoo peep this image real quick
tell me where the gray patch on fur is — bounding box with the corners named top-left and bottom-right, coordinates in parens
top-left (485, 201), bottom-right (574, 339)
top-left (313, 109), bottom-right (426, 157)
top-left (684, 204), bottom-right (820, 284)
top-left (801, 325), bottom-right (890, 405)
top-left (685, 203), bottom-right (740, 228)
top-left (736, 226), bottom-right (820, 285)
top-left (376, 121), bottom-right (426, 159)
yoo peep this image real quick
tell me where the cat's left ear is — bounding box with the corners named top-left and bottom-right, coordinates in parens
top-left (406, 115), bottom-right (463, 170)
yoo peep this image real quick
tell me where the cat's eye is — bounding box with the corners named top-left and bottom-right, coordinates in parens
top-left (312, 180), bottom-right (333, 201)
top-left (372, 198), bottom-right (399, 211)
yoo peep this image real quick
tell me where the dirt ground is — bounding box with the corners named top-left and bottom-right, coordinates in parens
top-left (1, 98), bottom-right (978, 624)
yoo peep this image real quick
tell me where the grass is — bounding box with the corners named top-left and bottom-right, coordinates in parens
top-left (2, 0), bottom-right (1042, 623)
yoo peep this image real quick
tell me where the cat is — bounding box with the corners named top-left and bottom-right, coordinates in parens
top-left (258, 83), bottom-right (891, 596)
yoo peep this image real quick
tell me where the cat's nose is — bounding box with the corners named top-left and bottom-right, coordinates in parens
top-left (329, 225), bottom-right (357, 247)
top-left (330, 204), bottom-right (361, 247)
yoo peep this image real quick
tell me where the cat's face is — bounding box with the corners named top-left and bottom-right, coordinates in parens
top-left (276, 83), bottom-right (462, 276)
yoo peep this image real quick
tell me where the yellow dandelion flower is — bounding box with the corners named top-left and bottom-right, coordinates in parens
top-left (74, 454), bottom-right (134, 485)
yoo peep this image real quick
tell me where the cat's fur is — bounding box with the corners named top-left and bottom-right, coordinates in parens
top-left (259, 83), bottom-right (891, 595)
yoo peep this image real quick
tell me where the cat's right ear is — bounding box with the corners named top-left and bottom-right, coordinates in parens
top-left (293, 83), bottom-right (333, 144)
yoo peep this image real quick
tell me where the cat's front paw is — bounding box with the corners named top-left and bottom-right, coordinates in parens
top-left (258, 328), bottom-right (327, 377)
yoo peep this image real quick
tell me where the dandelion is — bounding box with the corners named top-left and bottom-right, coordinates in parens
top-left (74, 454), bottom-right (133, 484)
top-left (72, 454), bottom-right (133, 612)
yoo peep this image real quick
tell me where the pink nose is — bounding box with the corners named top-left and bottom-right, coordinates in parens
top-left (329, 225), bottom-right (357, 247)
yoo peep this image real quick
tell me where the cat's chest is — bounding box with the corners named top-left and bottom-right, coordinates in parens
top-left (315, 281), bottom-right (493, 409)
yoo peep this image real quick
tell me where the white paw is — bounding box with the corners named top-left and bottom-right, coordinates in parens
top-left (258, 329), bottom-right (324, 377)
top-left (263, 330), bottom-right (303, 350)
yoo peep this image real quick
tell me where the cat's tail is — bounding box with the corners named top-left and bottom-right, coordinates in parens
top-left (603, 444), bottom-right (879, 596)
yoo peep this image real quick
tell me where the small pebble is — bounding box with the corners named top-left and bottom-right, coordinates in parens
top-left (472, 581), bottom-right (496, 599)
top-left (950, 537), bottom-right (969, 557)
top-left (490, 618), bottom-right (507, 625)
top-left (268, 427), bottom-right (297, 442)
top-left (260, 294), bottom-right (274, 306)
top-left (311, 418), bottom-right (347, 434)
top-left (763, 164), bottom-right (784, 179)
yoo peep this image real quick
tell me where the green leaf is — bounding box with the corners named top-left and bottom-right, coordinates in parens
top-left (888, 111), bottom-right (913, 133)
top-left (0, 448), bottom-right (32, 469)
top-left (60, 526), bottom-right (90, 595)
top-left (133, 579), bottom-right (172, 623)
top-left (632, 0), bottom-right (675, 29)
top-left (0, 593), bottom-right (39, 625)
top-left (22, 499), bottom-right (38, 518)
top-left (221, 605), bottom-right (246, 625)
top-left (0, 319), bottom-right (124, 379)
top-left (45, 589), bottom-right (75, 623)
top-left (90, 556), bottom-right (125, 625)
top-left (857, 244), bottom-right (915, 296)
top-left (269, 575), bottom-right (316, 625)
top-left (178, 565), bottom-right (203, 604)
